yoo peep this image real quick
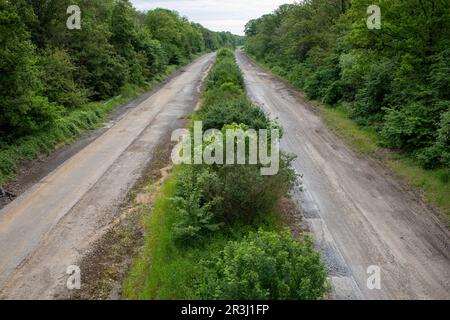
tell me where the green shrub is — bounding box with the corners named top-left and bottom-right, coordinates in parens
top-left (304, 58), bottom-right (340, 100)
top-left (200, 100), bottom-right (270, 131)
top-left (171, 152), bottom-right (298, 241)
top-left (381, 102), bottom-right (445, 150)
top-left (351, 59), bottom-right (395, 121)
top-left (14, 139), bottom-right (40, 160)
top-left (418, 110), bottom-right (450, 169)
top-left (206, 51), bottom-right (244, 91)
top-left (286, 63), bottom-right (308, 89)
top-left (39, 47), bottom-right (88, 109)
top-left (417, 146), bottom-right (443, 170)
top-left (216, 48), bottom-right (234, 59)
top-left (171, 165), bottom-right (224, 243)
top-left (204, 153), bottom-right (298, 224)
top-left (0, 150), bottom-right (17, 182)
top-left (202, 83), bottom-right (245, 106)
top-left (323, 81), bottom-right (344, 105)
top-left (196, 229), bottom-right (329, 300)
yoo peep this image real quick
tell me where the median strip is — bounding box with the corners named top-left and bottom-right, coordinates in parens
top-left (122, 49), bottom-right (330, 300)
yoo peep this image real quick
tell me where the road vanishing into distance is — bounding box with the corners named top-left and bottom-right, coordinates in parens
top-left (236, 50), bottom-right (450, 300)
top-left (0, 51), bottom-right (449, 300)
top-left (0, 53), bottom-right (216, 299)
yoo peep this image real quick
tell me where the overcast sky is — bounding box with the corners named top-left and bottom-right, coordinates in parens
top-left (131, 0), bottom-right (297, 35)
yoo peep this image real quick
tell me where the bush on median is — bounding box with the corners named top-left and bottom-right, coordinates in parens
top-left (133, 48), bottom-right (329, 300)
top-left (195, 229), bottom-right (329, 300)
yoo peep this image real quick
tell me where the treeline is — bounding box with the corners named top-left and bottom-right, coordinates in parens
top-left (0, 0), bottom-right (241, 183)
top-left (245, 0), bottom-right (450, 170)
top-left (123, 49), bottom-right (329, 300)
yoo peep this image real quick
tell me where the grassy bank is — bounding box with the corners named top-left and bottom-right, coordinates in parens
top-left (249, 55), bottom-right (449, 225)
top-left (122, 49), bottom-right (329, 300)
top-left (0, 64), bottom-right (181, 186)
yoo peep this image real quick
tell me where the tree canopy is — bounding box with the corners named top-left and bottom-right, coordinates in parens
top-left (0, 0), bottom-right (242, 140)
top-left (245, 0), bottom-right (450, 169)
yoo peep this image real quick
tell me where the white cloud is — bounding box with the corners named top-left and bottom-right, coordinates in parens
top-left (131, 0), bottom-right (297, 35)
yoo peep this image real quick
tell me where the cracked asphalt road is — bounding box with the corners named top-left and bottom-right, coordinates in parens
top-left (0, 53), bottom-right (216, 300)
top-left (236, 50), bottom-right (450, 300)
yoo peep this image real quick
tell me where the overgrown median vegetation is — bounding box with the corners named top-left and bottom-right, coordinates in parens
top-left (0, 0), bottom-right (243, 185)
top-left (123, 49), bottom-right (329, 300)
top-left (245, 0), bottom-right (450, 223)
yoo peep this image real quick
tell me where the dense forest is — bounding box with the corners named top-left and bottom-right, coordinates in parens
top-left (245, 0), bottom-right (449, 170)
top-left (0, 0), bottom-right (242, 183)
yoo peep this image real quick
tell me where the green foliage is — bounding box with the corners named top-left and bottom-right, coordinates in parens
top-left (304, 62), bottom-right (339, 100)
top-left (171, 166), bottom-right (223, 243)
top-left (206, 49), bottom-right (244, 91)
top-left (207, 154), bottom-right (298, 225)
top-left (0, 0), bottom-right (61, 137)
top-left (196, 229), bottom-right (329, 300)
top-left (124, 43), bottom-right (326, 301)
top-left (39, 47), bottom-right (88, 108)
top-left (0, 150), bottom-right (17, 182)
top-left (143, 8), bottom-right (241, 65)
top-left (200, 100), bottom-right (269, 131)
top-left (67, 1), bottom-right (127, 99)
top-left (0, 0), bottom-right (242, 184)
top-left (245, 0), bottom-right (450, 170)
top-left (170, 50), bottom-right (298, 241)
top-left (381, 101), bottom-right (447, 150)
top-left (417, 110), bottom-right (450, 169)
top-left (136, 31), bottom-right (168, 76)
top-left (200, 48), bottom-right (270, 130)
